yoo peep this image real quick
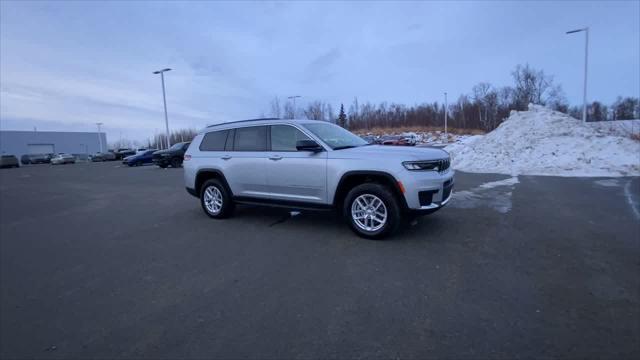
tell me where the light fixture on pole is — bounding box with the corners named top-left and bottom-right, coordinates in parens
top-left (153, 68), bottom-right (172, 149)
top-left (95, 122), bottom-right (103, 153)
top-left (566, 27), bottom-right (589, 123)
top-left (287, 95), bottom-right (301, 119)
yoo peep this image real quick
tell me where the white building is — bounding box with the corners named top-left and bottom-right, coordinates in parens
top-left (0, 130), bottom-right (107, 158)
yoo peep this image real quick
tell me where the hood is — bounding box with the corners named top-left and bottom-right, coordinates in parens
top-left (152, 149), bottom-right (171, 156)
top-left (329, 145), bottom-right (449, 160)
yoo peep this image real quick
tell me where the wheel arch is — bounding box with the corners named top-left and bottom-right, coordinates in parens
top-left (195, 168), bottom-right (233, 198)
top-left (332, 170), bottom-right (408, 211)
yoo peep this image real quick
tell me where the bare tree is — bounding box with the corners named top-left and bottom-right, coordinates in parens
top-left (304, 101), bottom-right (324, 120)
top-left (283, 101), bottom-right (295, 119)
top-left (269, 97), bottom-right (281, 118)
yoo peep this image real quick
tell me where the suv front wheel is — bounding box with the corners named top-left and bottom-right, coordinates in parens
top-left (343, 183), bottom-right (401, 239)
top-left (200, 179), bottom-right (234, 219)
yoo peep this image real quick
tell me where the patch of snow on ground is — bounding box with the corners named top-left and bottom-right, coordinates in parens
top-left (444, 104), bottom-right (640, 177)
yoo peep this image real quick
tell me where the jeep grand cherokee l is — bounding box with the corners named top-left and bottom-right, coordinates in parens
top-left (184, 119), bottom-right (453, 239)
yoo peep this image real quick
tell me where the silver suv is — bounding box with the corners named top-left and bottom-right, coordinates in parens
top-left (184, 119), bottom-right (454, 239)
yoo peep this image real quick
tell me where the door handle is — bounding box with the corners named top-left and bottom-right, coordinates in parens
top-left (221, 155), bottom-right (232, 160)
top-left (268, 155), bottom-right (283, 161)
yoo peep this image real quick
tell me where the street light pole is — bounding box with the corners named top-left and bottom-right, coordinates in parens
top-left (287, 95), bottom-right (301, 119)
top-left (444, 92), bottom-right (448, 142)
top-left (566, 27), bottom-right (589, 123)
top-left (95, 122), bottom-right (103, 153)
top-left (153, 68), bottom-right (172, 149)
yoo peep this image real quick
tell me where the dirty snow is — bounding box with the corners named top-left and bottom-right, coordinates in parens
top-left (444, 104), bottom-right (640, 177)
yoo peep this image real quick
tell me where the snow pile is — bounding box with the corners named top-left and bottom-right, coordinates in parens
top-left (445, 104), bottom-right (640, 177)
top-left (587, 119), bottom-right (640, 138)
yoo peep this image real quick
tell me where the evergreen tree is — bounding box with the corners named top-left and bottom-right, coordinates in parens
top-left (337, 104), bottom-right (347, 128)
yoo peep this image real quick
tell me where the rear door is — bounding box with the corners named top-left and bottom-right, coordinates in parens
top-left (224, 126), bottom-right (269, 198)
top-left (265, 125), bottom-right (327, 203)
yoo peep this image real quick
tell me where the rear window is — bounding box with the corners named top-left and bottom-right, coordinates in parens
top-left (200, 130), bottom-right (229, 151)
top-left (234, 126), bottom-right (267, 151)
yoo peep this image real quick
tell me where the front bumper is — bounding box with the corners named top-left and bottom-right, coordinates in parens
top-left (397, 169), bottom-right (454, 210)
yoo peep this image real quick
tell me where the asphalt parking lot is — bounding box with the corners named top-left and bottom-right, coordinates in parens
top-left (1, 162), bottom-right (639, 359)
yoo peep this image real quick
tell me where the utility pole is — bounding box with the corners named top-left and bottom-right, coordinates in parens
top-left (444, 92), bottom-right (448, 143)
top-left (566, 27), bottom-right (589, 122)
top-left (153, 68), bottom-right (172, 148)
top-left (96, 122), bottom-right (103, 153)
top-left (288, 95), bottom-right (301, 119)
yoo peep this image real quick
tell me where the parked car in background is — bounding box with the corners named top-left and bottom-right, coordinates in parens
top-left (0, 155), bottom-right (20, 168)
top-left (90, 152), bottom-right (117, 162)
top-left (402, 132), bottom-right (419, 145)
top-left (20, 153), bottom-right (51, 164)
top-left (152, 142), bottom-right (191, 168)
top-left (381, 135), bottom-right (411, 146)
top-left (123, 149), bottom-right (157, 167)
top-left (114, 148), bottom-right (136, 160)
top-left (50, 153), bottom-right (76, 165)
top-left (360, 135), bottom-right (380, 144)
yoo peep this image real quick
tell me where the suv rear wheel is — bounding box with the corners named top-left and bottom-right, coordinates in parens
top-left (200, 179), bottom-right (234, 219)
top-left (343, 183), bottom-right (401, 239)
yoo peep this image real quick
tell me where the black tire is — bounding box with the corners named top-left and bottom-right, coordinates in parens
top-left (200, 179), bottom-right (234, 219)
top-left (343, 183), bottom-right (402, 240)
top-left (170, 157), bottom-right (182, 168)
top-left (158, 163), bottom-right (168, 169)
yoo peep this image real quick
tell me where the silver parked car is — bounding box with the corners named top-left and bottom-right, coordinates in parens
top-left (90, 152), bottom-right (116, 162)
top-left (51, 153), bottom-right (76, 165)
top-left (0, 155), bottom-right (20, 168)
top-left (183, 119), bottom-right (453, 239)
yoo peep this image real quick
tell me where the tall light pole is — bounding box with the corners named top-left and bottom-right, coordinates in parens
top-left (288, 95), bottom-right (301, 119)
top-left (153, 68), bottom-right (172, 149)
top-left (566, 27), bottom-right (589, 122)
top-left (95, 122), bottom-right (103, 153)
top-left (444, 92), bottom-right (448, 142)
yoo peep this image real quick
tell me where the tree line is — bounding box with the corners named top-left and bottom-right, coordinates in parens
top-left (268, 64), bottom-right (640, 132)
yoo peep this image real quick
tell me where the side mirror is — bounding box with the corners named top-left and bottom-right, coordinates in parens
top-left (296, 139), bottom-right (323, 152)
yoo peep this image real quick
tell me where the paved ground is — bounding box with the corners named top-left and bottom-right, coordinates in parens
top-left (1, 162), bottom-right (638, 359)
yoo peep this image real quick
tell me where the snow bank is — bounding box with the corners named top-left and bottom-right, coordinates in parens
top-left (587, 119), bottom-right (640, 138)
top-left (445, 104), bottom-right (640, 177)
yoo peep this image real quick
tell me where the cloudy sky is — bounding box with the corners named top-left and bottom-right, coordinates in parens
top-left (1, 0), bottom-right (638, 143)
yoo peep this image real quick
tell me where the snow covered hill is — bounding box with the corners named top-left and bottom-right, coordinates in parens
top-left (444, 104), bottom-right (640, 177)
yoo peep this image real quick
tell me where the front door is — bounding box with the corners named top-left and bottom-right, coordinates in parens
top-left (265, 125), bottom-right (327, 204)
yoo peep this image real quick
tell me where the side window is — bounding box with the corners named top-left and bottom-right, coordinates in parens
top-left (270, 125), bottom-right (311, 151)
top-left (233, 126), bottom-right (267, 151)
top-left (199, 130), bottom-right (229, 151)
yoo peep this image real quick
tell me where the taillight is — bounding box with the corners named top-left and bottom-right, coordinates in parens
top-left (184, 154), bottom-right (191, 161)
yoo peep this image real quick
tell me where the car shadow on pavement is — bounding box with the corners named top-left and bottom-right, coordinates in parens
top-left (228, 204), bottom-right (452, 242)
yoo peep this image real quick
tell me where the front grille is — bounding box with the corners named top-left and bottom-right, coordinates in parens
top-left (438, 158), bottom-right (450, 173)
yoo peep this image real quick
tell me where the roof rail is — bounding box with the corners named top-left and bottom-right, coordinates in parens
top-left (206, 118), bottom-right (281, 128)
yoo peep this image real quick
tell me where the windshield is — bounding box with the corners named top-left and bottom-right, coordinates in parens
top-left (169, 143), bottom-right (184, 150)
top-left (302, 123), bottom-right (368, 150)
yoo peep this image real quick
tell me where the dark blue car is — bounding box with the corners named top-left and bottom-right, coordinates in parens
top-left (123, 150), bottom-right (157, 167)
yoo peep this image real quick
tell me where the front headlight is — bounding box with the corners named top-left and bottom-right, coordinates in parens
top-left (403, 160), bottom-right (447, 171)
top-left (161, 153), bottom-right (171, 157)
